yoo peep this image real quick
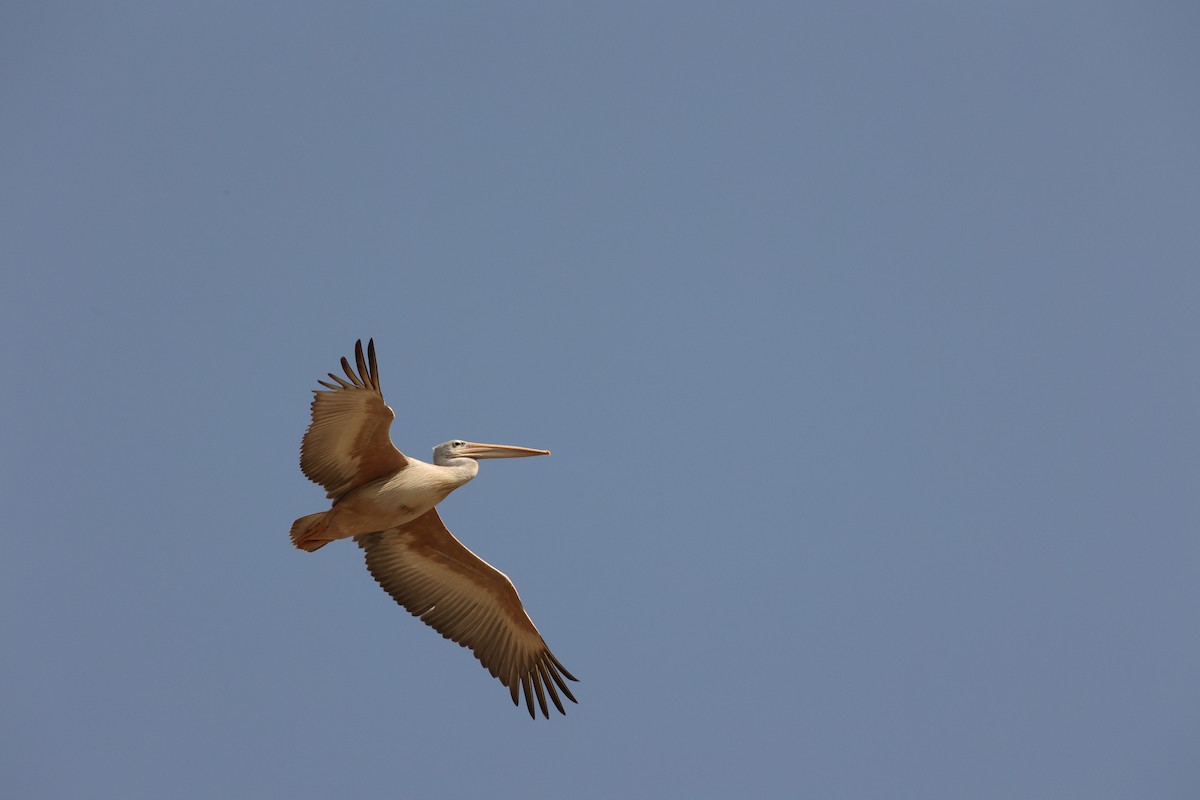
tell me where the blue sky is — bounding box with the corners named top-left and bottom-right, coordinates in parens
top-left (3, 3), bottom-right (1198, 798)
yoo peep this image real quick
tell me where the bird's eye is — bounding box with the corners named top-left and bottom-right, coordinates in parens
top-left (453, 440), bottom-right (465, 448)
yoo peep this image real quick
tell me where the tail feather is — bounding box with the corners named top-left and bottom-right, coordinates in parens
top-left (290, 511), bottom-right (332, 552)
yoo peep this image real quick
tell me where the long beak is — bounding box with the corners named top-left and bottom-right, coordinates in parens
top-left (459, 442), bottom-right (551, 459)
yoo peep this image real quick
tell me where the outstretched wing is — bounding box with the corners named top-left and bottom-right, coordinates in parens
top-left (300, 339), bottom-right (407, 500)
top-left (356, 508), bottom-right (578, 718)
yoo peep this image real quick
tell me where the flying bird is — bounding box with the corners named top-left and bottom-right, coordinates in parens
top-left (290, 339), bottom-right (577, 718)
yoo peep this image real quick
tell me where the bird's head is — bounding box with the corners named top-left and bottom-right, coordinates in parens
top-left (432, 440), bottom-right (551, 466)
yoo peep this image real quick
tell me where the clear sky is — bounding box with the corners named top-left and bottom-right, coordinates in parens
top-left (3, 3), bottom-right (1198, 798)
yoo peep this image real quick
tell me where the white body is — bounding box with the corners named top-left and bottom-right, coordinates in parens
top-left (321, 457), bottom-right (479, 538)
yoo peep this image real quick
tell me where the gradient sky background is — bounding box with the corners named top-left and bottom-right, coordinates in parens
top-left (4, 3), bottom-right (1198, 798)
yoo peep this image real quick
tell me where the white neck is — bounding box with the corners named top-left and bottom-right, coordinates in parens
top-left (437, 457), bottom-right (480, 488)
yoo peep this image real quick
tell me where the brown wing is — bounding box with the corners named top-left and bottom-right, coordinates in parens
top-left (300, 339), bottom-right (408, 500)
top-left (355, 508), bottom-right (578, 718)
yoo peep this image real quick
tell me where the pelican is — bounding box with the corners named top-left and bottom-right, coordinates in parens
top-left (290, 339), bottom-right (577, 718)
